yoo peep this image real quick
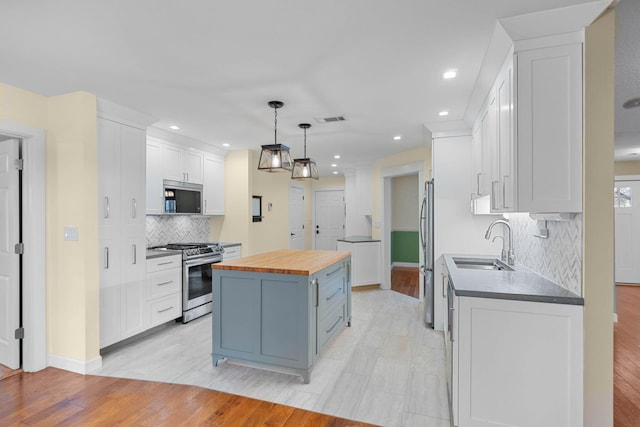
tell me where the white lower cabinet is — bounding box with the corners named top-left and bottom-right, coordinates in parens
top-left (222, 245), bottom-right (242, 261)
top-left (336, 240), bottom-right (381, 286)
top-left (450, 295), bottom-right (583, 427)
top-left (146, 254), bottom-right (182, 328)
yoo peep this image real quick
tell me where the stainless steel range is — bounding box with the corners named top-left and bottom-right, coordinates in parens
top-left (162, 243), bottom-right (224, 323)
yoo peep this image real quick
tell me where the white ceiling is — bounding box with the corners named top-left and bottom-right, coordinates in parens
top-left (614, 0), bottom-right (640, 160)
top-left (0, 0), bottom-right (620, 175)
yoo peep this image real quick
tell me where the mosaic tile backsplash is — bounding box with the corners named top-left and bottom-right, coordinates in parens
top-left (509, 213), bottom-right (582, 296)
top-left (146, 216), bottom-right (211, 247)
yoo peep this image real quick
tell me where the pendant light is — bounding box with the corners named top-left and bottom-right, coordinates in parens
top-left (291, 123), bottom-right (319, 180)
top-left (258, 100), bottom-right (293, 172)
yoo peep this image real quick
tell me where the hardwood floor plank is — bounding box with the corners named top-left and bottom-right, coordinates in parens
top-left (391, 267), bottom-right (419, 299)
top-left (0, 368), bottom-right (378, 426)
top-left (615, 285), bottom-right (640, 427)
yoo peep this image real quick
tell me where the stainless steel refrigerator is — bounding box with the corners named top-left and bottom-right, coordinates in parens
top-left (420, 179), bottom-right (434, 326)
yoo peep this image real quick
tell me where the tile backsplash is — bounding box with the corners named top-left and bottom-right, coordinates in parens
top-left (509, 213), bottom-right (583, 296)
top-left (146, 216), bottom-right (211, 247)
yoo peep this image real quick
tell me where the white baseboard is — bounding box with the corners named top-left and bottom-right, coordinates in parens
top-left (48, 354), bottom-right (102, 375)
top-left (392, 262), bottom-right (419, 268)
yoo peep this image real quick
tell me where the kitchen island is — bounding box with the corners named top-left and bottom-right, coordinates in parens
top-left (212, 249), bottom-right (351, 383)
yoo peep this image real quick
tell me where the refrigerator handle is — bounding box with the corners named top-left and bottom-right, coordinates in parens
top-left (419, 197), bottom-right (426, 249)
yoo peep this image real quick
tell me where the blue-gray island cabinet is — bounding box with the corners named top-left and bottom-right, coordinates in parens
top-left (212, 249), bottom-right (352, 383)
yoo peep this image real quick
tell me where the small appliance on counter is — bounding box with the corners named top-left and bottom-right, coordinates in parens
top-left (149, 242), bottom-right (224, 323)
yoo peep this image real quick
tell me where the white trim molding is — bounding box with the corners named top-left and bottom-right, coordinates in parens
top-left (48, 354), bottom-right (103, 375)
top-left (392, 262), bottom-right (420, 268)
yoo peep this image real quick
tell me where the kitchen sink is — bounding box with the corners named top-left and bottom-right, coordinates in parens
top-left (453, 257), bottom-right (514, 272)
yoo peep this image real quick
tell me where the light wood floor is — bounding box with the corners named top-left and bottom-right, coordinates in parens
top-left (391, 267), bottom-right (420, 299)
top-left (615, 284), bottom-right (640, 427)
top-left (0, 367), bottom-right (377, 426)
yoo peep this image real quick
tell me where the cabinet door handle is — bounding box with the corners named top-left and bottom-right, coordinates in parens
top-left (442, 274), bottom-right (448, 298)
top-left (491, 181), bottom-right (499, 210)
top-left (157, 261), bottom-right (174, 266)
top-left (326, 316), bottom-right (343, 334)
top-left (502, 175), bottom-right (510, 209)
top-left (104, 197), bottom-right (110, 219)
top-left (476, 172), bottom-right (482, 195)
top-left (158, 306), bottom-right (174, 313)
top-left (132, 198), bottom-right (137, 218)
top-left (204, 200), bottom-right (207, 213)
top-left (132, 244), bottom-right (137, 265)
top-left (449, 307), bottom-right (455, 342)
top-left (313, 279), bottom-right (319, 307)
top-left (104, 247), bottom-right (109, 269)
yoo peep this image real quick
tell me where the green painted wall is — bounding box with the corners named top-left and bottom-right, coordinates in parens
top-left (391, 231), bottom-right (419, 263)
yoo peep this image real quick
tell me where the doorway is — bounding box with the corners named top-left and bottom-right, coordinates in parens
top-left (614, 178), bottom-right (640, 284)
top-left (381, 162), bottom-right (424, 298)
top-left (313, 190), bottom-right (344, 250)
top-left (289, 185), bottom-right (305, 249)
top-left (0, 121), bottom-right (47, 373)
top-left (0, 138), bottom-right (21, 374)
top-left (390, 174), bottom-right (420, 299)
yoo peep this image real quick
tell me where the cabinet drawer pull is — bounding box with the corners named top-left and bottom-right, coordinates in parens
top-left (326, 288), bottom-right (341, 301)
top-left (157, 261), bottom-right (174, 266)
top-left (156, 280), bottom-right (173, 286)
top-left (158, 306), bottom-right (174, 313)
top-left (476, 172), bottom-right (482, 195)
top-left (325, 267), bottom-right (343, 277)
top-left (326, 316), bottom-right (343, 334)
top-left (313, 279), bottom-right (319, 307)
top-left (104, 247), bottom-right (109, 269)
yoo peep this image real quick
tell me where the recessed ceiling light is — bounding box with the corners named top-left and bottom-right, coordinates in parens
top-left (331, 164), bottom-right (337, 167)
top-left (442, 70), bottom-right (457, 79)
top-left (169, 125), bottom-right (180, 130)
top-left (222, 143), bottom-right (230, 147)
top-left (393, 136), bottom-right (402, 141)
top-left (438, 111), bottom-right (449, 117)
top-left (334, 155), bottom-right (341, 159)
top-left (333, 171), bottom-right (339, 175)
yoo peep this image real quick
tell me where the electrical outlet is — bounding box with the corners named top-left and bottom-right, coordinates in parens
top-left (64, 226), bottom-right (78, 241)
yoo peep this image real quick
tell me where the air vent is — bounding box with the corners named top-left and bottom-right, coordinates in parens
top-left (315, 116), bottom-right (347, 124)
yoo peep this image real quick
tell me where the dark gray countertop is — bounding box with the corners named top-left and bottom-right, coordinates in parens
top-left (146, 249), bottom-right (182, 259)
top-left (443, 254), bottom-right (584, 306)
top-left (337, 236), bottom-right (381, 243)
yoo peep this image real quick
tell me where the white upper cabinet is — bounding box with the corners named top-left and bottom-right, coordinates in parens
top-left (516, 43), bottom-right (582, 213)
top-left (471, 38), bottom-right (583, 214)
top-left (163, 145), bottom-right (203, 184)
top-left (356, 166), bottom-right (373, 216)
top-left (203, 155), bottom-right (225, 215)
top-left (146, 139), bottom-right (163, 215)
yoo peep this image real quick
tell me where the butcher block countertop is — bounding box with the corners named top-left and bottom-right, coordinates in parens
top-left (213, 249), bottom-right (350, 276)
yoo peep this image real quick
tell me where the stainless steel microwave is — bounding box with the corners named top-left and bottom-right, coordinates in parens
top-left (163, 180), bottom-right (202, 214)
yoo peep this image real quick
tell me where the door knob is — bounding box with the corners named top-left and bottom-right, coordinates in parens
top-left (290, 233), bottom-right (295, 236)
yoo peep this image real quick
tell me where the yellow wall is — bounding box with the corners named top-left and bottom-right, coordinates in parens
top-left (371, 146), bottom-right (432, 239)
top-left (392, 175), bottom-right (419, 230)
top-left (583, 9), bottom-right (615, 426)
top-left (46, 92), bottom-right (99, 361)
top-left (614, 160), bottom-right (640, 176)
top-left (0, 82), bottom-right (99, 362)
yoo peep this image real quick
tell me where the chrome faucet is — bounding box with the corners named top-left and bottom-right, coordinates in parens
top-left (485, 219), bottom-right (515, 265)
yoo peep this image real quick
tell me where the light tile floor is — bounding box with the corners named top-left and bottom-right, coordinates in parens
top-left (93, 288), bottom-right (451, 427)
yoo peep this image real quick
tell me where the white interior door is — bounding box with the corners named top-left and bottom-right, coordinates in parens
top-left (615, 180), bottom-right (640, 283)
top-left (289, 185), bottom-right (305, 249)
top-left (314, 190), bottom-right (345, 250)
top-left (0, 139), bottom-right (21, 369)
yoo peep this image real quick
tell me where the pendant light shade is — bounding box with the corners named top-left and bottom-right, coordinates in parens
top-left (292, 123), bottom-right (319, 180)
top-left (258, 101), bottom-right (293, 172)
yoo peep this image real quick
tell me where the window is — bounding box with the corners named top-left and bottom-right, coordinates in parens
top-left (614, 186), bottom-right (632, 208)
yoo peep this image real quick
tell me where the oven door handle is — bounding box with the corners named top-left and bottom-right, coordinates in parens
top-left (184, 257), bottom-right (221, 267)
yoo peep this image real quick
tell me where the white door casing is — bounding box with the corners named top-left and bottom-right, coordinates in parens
top-left (289, 185), bottom-right (305, 249)
top-left (314, 190), bottom-right (345, 250)
top-left (0, 139), bottom-right (20, 369)
top-left (615, 179), bottom-right (640, 284)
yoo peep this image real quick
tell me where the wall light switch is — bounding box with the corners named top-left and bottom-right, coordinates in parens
top-left (64, 226), bottom-right (78, 241)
